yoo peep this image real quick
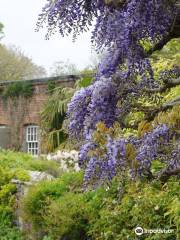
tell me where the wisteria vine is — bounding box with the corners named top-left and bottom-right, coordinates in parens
top-left (79, 124), bottom-right (178, 186)
top-left (38, 0), bottom-right (180, 186)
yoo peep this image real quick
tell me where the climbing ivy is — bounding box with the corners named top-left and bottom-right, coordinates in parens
top-left (1, 82), bottom-right (33, 99)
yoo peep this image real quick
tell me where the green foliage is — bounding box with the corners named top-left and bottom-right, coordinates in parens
top-left (25, 159), bottom-right (61, 177)
top-left (76, 75), bottom-right (93, 88)
top-left (47, 80), bottom-right (57, 93)
top-left (163, 86), bottom-right (180, 103)
top-left (88, 178), bottom-right (179, 240)
top-left (0, 166), bottom-right (13, 186)
top-left (0, 150), bottom-right (62, 240)
top-left (76, 69), bottom-right (93, 88)
top-left (153, 106), bottom-right (180, 130)
top-left (0, 165), bottom-right (24, 239)
top-left (0, 183), bottom-right (16, 205)
top-left (151, 38), bottom-right (180, 79)
top-left (22, 172), bottom-right (84, 232)
top-left (0, 150), bottom-right (33, 169)
top-left (151, 160), bottom-right (166, 175)
top-left (2, 81), bottom-right (33, 99)
top-left (41, 87), bottom-right (74, 152)
top-left (43, 193), bottom-right (90, 240)
top-left (0, 166), bottom-right (23, 209)
top-left (21, 171), bottom-right (179, 240)
top-left (0, 207), bottom-right (23, 240)
top-left (0, 149), bottom-right (60, 177)
top-left (12, 168), bottom-right (30, 182)
top-left (124, 111), bottom-right (145, 127)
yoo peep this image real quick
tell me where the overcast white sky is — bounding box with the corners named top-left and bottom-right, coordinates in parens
top-left (0, 0), bottom-right (93, 75)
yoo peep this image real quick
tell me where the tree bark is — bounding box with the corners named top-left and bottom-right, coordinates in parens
top-left (158, 167), bottom-right (180, 182)
top-left (145, 77), bottom-right (180, 93)
top-left (147, 1), bottom-right (180, 54)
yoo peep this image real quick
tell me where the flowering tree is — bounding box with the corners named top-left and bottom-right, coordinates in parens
top-left (38, 0), bottom-right (180, 187)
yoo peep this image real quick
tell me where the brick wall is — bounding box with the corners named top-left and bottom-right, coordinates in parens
top-left (0, 76), bottom-right (77, 152)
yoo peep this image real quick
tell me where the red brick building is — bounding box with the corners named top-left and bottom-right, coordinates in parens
top-left (0, 75), bottom-right (77, 154)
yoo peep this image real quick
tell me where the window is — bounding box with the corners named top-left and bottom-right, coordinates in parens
top-left (26, 125), bottom-right (39, 155)
top-left (0, 125), bottom-right (10, 149)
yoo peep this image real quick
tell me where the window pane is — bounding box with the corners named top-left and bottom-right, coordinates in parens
top-left (26, 125), bottom-right (39, 155)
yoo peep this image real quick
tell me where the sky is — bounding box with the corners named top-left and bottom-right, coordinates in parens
top-left (0, 0), bottom-right (93, 75)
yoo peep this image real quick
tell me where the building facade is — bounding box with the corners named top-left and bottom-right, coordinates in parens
top-left (0, 75), bottom-right (78, 154)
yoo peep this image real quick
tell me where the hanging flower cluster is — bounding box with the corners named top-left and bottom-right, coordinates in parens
top-left (81, 137), bottom-right (127, 187)
top-left (37, 0), bottom-right (175, 84)
top-left (67, 78), bottom-right (118, 140)
top-left (79, 123), bottom-right (175, 187)
top-left (133, 124), bottom-right (170, 178)
top-left (38, 0), bottom-right (179, 186)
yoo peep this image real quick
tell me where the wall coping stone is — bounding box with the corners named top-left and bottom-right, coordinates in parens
top-left (0, 74), bottom-right (93, 86)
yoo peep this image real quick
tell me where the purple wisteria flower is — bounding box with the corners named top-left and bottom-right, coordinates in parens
top-left (37, 0), bottom-right (178, 187)
top-left (80, 136), bottom-right (127, 187)
top-left (67, 77), bottom-right (118, 141)
top-left (67, 85), bottom-right (93, 138)
top-left (134, 124), bottom-right (170, 178)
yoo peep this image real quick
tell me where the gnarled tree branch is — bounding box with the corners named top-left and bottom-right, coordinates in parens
top-left (146, 77), bottom-right (180, 93)
top-left (158, 167), bottom-right (180, 182)
top-left (147, 1), bottom-right (180, 54)
top-left (144, 97), bottom-right (180, 121)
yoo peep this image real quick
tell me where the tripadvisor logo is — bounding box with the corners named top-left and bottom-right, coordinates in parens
top-left (135, 227), bottom-right (144, 236)
top-left (135, 226), bottom-right (174, 236)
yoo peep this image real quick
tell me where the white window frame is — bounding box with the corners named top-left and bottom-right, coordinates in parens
top-left (26, 125), bottom-right (39, 155)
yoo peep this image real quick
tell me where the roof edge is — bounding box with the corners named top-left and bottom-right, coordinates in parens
top-left (0, 74), bottom-right (93, 86)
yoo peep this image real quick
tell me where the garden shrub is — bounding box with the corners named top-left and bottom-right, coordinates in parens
top-left (0, 183), bottom-right (16, 205)
top-left (42, 193), bottom-right (91, 240)
top-left (21, 172), bottom-right (84, 232)
top-left (0, 166), bottom-right (13, 186)
top-left (88, 177), bottom-right (179, 240)
top-left (0, 167), bottom-right (16, 207)
top-left (0, 208), bottom-right (24, 240)
top-left (0, 167), bottom-right (24, 239)
top-left (21, 174), bottom-right (179, 240)
top-left (0, 149), bottom-right (61, 177)
top-left (0, 150), bottom-right (33, 169)
top-left (25, 158), bottom-right (61, 177)
top-left (0, 149), bottom-right (62, 240)
top-left (21, 171), bottom-right (96, 240)
top-left (12, 168), bottom-right (30, 181)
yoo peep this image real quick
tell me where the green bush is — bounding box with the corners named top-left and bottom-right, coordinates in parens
top-left (0, 167), bottom-right (17, 206)
top-left (22, 174), bottom-right (179, 240)
top-left (25, 159), bottom-right (61, 177)
top-left (43, 193), bottom-right (91, 240)
top-left (12, 168), bottom-right (30, 181)
top-left (0, 150), bottom-right (60, 177)
top-left (0, 168), bottom-right (24, 239)
top-left (0, 150), bottom-right (33, 169)
top-left (22, 172), bottom-right (84, 231)
top-left (88, 177), bottom-right (179, 240)
top-left (0, 166), bottom-right (13, 186)
top-left (0, 207), bottom-right (23, 240)
top-left (0, 150), bottom-right (178, 240)
top-left (0, 150), bottom-right (61, 240)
